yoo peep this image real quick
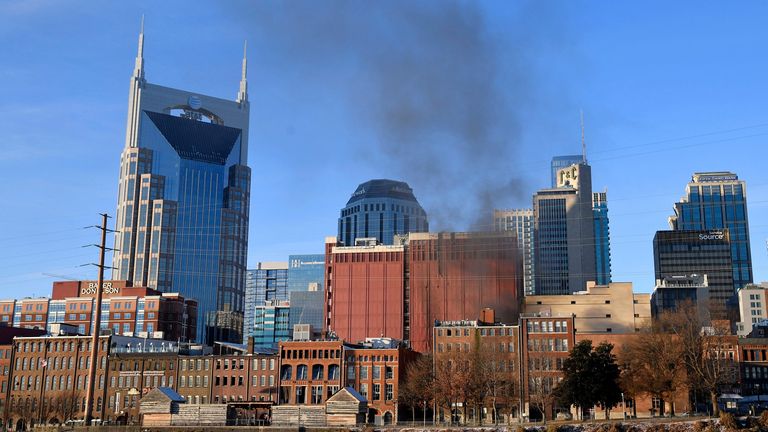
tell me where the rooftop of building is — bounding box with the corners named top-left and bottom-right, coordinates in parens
top-left (346, 179), bottom-right (420, 205)
top-left (691, 172), bottom-right (739, 183)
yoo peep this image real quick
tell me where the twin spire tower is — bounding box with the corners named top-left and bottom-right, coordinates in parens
top-left (112, 18), bottom-right (252, 345)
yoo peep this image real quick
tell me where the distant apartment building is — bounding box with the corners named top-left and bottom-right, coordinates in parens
top-left (325, 231), bottom-right (522, 352)
top-left (524, 281), bottom-right (650, 335)
top-left (654, 229), bottom-right (735, 319)
top-left (668, 172), bottom-right (752, 290)
top-left (494, 209), bottom-right (535, 295)
top-left (337, 179), bottom-right (428, 246)
top-left (736, 283), bottom-right (768, 336)
top-left (0, 280), bottom-right (197, 342)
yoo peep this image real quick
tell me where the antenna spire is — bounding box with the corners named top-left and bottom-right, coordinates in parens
top-left (133, 15), bottom-right (146, 81)
top-left (580, 109), bottom-right (587, 163)
top-left (237, 40), bottom-right (248, 103)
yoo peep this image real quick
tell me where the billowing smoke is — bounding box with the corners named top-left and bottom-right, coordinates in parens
top-left (224, 1), bottom-right (569, 231)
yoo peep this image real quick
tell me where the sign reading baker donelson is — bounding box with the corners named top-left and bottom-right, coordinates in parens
top-left (80, 282), bottom-right (120, 296)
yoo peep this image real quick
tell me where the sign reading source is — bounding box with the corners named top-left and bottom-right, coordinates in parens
top-left (699, 231), bottom-right (725, 241)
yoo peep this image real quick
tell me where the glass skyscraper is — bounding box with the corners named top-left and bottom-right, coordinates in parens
top-left (494, 209), bottom-right (535, 295)
top-left (668, 172), bottom-right (752, 289)
top-left (338, 179), bottom-right (428, 246)
top-left (111, 28), bottom-right (251, 344)
top-left (243, 263), bottom-right (288, 343)
top-left (593, 191), bottom-right (611, 285)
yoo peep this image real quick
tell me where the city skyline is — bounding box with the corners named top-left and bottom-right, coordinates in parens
top-left (2, 1), bottom-right (768, 300)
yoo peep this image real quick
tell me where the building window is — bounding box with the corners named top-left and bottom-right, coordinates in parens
top-left (296, 386), bottom-right (306, 404)
top-left (311, 385), bottom-right (323, 404)
top-left (373, 384), bottom-right (381, 400)
top-left (386, 383), bottom-right (393, 400)
top-left (385, 366), bottom-right (393, 379)
top-left (360, 384), bottom-right (368, 399)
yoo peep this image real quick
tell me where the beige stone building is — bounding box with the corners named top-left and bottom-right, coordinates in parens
top-left (524, 281), bottom-right (650, 335)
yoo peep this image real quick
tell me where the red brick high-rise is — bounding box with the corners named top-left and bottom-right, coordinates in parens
top-left (325, 232), bottom-right (522, 352)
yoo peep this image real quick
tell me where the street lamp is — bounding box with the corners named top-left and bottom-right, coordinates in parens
top-left (621, 393), bottom-right (626, 420)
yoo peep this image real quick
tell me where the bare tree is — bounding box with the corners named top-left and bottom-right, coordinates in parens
top-left (475, 342), bottom-right (518, 425)
top-left (661, 304), bottom-right (737, 417)
top-left (52, 391), bottom-right (83, 424)
top-left (399, 354), bottom-right (434, 422)
top-left (433, 350), bottom-right (472, 425)
top-left (620, 319), bottom-right (687, 416)
top-left (9, 397), bottom-right (37, 430)
top-left (528, 372), bottom-right (557, 423)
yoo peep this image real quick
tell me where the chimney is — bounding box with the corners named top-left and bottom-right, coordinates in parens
top-left (480, 308), bottom-right (495, 325)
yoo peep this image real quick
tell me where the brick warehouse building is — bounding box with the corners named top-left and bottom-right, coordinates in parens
top-left (0, 280), bottom-right (197, 342)
top-left (325, 231), bottom-right (522, 352)
top-left (277, 338), bottom-right (417, 424)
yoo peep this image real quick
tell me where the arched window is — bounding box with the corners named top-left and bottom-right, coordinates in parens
top-left (296, 364), bottom-right (308, 380)
top-left (328, 364), bottom-right (340, 380)
top-left (312, 365), bottom-right (324, 380)
top-left (280, 365), bottom-right (292, 380)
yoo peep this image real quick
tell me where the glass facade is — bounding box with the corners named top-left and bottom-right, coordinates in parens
top-left (288, 290), bottom-right (325, 337)
top-left (669, 172), bottom-right (752, 290)
top-left (494, 209), bottom-right (535, 295)
top-left (251, 302), bottom-right (291, 348)
top-left (653, 229), bottom-right (734, 319)
top-left (593, 191), bottom-right (611, 285)
top-left (111, 40), bottom-right (251, 345)
top-left (243, 263), bottom-right (289, 344)
top-left (534, 197), bottom-right (569, 294)
top-left (287, 254), bottom-right (325, 293)
top-left (338, 179), bottom-right (428, 246)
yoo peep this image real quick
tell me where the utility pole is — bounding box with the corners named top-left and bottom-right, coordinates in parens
top-left (84, 213), bottom-right (113, 425)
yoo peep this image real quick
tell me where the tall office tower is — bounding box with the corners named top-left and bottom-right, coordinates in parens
top-left (653, 229), bottom-right (734, 319)
top-left (593, 191), bottom-right (612, 285)
top-left (668, 172), bottom-right (752, 289)
top-left (551, 155), bottom-right (584, 187)
top-left (494, 209), bottom-right (535, 295)
top-left (337, 179), bottom-right (428, 246)
top-left (533, 163), bottom-right (596, 294)
top-left (112, 28), bottom-right (251, 344)
top-left (243, 263), bottom-right (289, 343)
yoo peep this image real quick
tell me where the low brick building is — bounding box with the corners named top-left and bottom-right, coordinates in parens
top-left (277, 338), bottom-right (415, 424)
top-left (0, 280), bottom-right (197, 342)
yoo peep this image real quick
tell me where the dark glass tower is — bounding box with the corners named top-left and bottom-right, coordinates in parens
top-left (338, 179), bottom-right (428, 246)
top-left (668, 172), bottom-right (752, 289)
top-left (112, 28), bottom-right (251, 344)
top-left (653, 229), bottom-right (734, 319)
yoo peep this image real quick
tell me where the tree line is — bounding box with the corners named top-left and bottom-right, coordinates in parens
top-left (400, 302), bottom-right (738, 424)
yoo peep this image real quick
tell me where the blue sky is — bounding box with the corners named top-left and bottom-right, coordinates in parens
top-left (0, 0), bottom-right (766, 299)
